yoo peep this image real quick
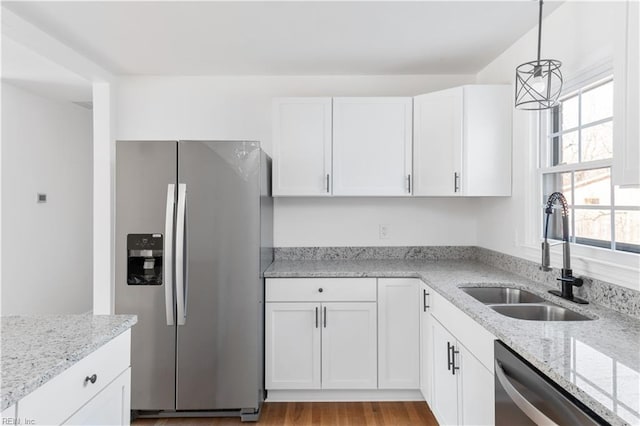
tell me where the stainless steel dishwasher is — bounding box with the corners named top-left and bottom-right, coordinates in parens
top-left (494, 341), bottom-right (608, 425)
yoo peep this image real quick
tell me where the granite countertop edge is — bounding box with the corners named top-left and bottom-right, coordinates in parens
top-left (1, 314), bottom-right (138, 411)
top-left (264, 259), bottom-right (640, 426)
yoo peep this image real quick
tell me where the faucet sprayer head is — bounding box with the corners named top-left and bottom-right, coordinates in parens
top-left (541, 241), bottom-right (552, 271)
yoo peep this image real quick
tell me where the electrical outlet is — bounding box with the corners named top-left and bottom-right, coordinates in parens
top-left (379, 224), bottom-right (390, 240)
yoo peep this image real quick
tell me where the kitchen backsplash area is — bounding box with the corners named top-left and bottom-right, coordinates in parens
top-left (273, 246), bottom-right (477, 261)
top-left (273, 246), bottom-right (640, 319)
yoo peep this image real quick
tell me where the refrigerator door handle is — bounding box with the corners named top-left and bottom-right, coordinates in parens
top-left (176, 183), bottom-right (188, 326)
top-left (164, 184), bottom-right (176, 326)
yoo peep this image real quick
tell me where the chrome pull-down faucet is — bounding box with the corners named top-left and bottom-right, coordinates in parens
top-left (542, 192), bottom-right (588, 304)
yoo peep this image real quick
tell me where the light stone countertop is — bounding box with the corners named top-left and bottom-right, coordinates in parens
top-left (265, 259), bottom-right (640, 426)
top-left (1, 314), bottom-right (137, 411)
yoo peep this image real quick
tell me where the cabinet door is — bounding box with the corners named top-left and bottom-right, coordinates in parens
top-left (613, 0), bottom-right (639, 186)
top-left (64, 368), bottom-right (131, 426)
top-left (458, 343), bottom-right (495, 426)
top-left (420, 283), bottom-right (434, 404)
top-left (1, 405), bottom-right (16, 423)
top-left (333, 97), bottom-right (413, 196)
top-left (272, 98), bottom-right (332, 196)
top-left (462, 85), bottom-right (512, 196)
top-left (431, 318), bottom-right (459, 426)
top-left (378, 278), bottom-right (420, 389)
top-left (413, 88), bottom-right (463, 196)
top-left (265, 303), bottom-right (321, 389)
top-left (321, 302), bottom-right (377, 389)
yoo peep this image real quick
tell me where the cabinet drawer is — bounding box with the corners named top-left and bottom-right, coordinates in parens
top-left (429, 291), bottom-right (495, 372)
top-left (64, 367), bottom-right (131, 425)
top-left (19, 329), bottom-right (131, 425)
top-left (266, 278), bottom-right (377, 302)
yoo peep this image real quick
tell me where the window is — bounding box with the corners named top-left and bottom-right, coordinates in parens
top-left (541, 76), bottom-right (640, 254)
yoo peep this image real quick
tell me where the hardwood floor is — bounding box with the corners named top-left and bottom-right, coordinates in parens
top-left (132, 401), bottom-right (439, 425)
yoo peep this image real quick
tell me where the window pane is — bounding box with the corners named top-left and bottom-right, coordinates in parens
top-left (615, 210), bottom-right (640, 247)
top-left (543, 172), bottom-right (572, 205)
top-left (561, 95), bottom-right (579, 130)
top-left (575, 209), bottom-right (612, 243)
top-left (574, 168), bottom-right (610, 206)
top-left (615, 186), bottom-right (640, 207)
top-left (582, 121), bottom-right (613, 162)
top-left (560, 131), bottom-right (579, 165)
top-left (582, 81), bottom-right (613, 125)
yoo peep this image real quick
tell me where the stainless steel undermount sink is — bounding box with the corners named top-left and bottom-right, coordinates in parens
top-left (490, 304), bottom-right (592, 321)
top-left (460, 286), bottom-right (593, 321)
top-left (460, 286), bottom-right (546, 304)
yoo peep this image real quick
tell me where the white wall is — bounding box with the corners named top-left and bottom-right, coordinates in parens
top-left (475, 1), bottom-right (640, 289)
top-left (1, 83), bottom-right (93, 315)
top-left (116, 74), bottom-right (481, 247)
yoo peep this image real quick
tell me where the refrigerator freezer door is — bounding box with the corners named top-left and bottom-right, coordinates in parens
top-left (175, 141), bottom-right (262, 411)
top-left (115, 141), bottom-right (177, 411)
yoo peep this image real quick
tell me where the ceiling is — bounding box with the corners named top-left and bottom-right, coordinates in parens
top-left (2, 1), bottom-right (562, 76)
top-left (2, 37), bottom-right (92, 104)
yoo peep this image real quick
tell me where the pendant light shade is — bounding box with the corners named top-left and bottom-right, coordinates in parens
top-left (515, 0), bottom-right (562, 110)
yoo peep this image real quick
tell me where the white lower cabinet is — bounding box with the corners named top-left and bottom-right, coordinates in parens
top-left (321, 303), bottom-right (378, 389)
top-left (16, 329), bottom-right (132, 426)
top-left (458, 344), bottom-right (494, 426)
top-left (432, 319), bottom-right (459, 425)
top-left (265, 278), bottom-right (378, 391)
top-left (431, 318), bottom-right (494, 426)
top-left (64, 368), bottom-right (131, 425)
top-left (265, 303), bottom-right (321, 389)
top-left (378, 278), bottom-right (420, 389)
top-left (266, 275), bottom-right (495, 419)
top-left (1, 405), bottom-right (16, 423)
top-left (419, 282), bottom-right (434, 405)
top-left (265, 301), bottom-right (377, 390)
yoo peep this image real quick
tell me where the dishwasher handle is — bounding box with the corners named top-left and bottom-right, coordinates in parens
top-left (495, 360), bottom-right (559, 426)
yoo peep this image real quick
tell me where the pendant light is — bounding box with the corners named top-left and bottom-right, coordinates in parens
top-left (515, 0), bottom-right (562, 110)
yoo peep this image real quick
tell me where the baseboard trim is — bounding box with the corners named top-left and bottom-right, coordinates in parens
top-left (265, 389), bottom-right (424, 402)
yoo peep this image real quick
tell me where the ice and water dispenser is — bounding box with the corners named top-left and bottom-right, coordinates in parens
top-left (127, 234), bottom-right (163, 285)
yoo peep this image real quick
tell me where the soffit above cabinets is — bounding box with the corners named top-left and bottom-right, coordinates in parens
top-left (2, 1), bottom-right (561, 76)
top-left (1, 37), bottom-right (92, 104)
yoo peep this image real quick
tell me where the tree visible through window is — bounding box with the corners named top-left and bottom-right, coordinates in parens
top-left (541, 76), bottom-right (640, 253)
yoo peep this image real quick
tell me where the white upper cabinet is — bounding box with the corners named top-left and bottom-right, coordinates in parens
top-left (272, 98), bottom-right (332, 196)
top-left (332, 97), bottom-right (413, 196)
top-left (613, 0), bottom-right (639, 186)
top-left (413, 87), bottom-right (463, 196)
top-left (413, 85), bottom-right (512, 196)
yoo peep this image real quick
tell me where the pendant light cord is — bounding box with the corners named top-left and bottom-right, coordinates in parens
top-left (537, 0), bottom-right (543, 65)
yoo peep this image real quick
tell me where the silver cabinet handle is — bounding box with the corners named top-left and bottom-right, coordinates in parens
top-left (451, 345), bottom-right (460, 375)
top-left (175, 184), bottom-right (188, 326)
top-left (423, 289), bottom-right (429, 312)
top-left (315, 307), bottom-right (319, 328)
top-left (323, 306), bottom-right (327, 328)
top-left (454, 172), bottom-right (460, 193)
top-left (495, 360), bottom-right (559, 426)
top-left (326, 174), bottom-right (330, 193)
top-left (407, 174), bottom-right (412, 193)
top-left (164, 184), bottom-right (175, 326)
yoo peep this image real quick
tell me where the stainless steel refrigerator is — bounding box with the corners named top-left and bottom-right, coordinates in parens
top-left (115, 140), bottom-right (273, 420)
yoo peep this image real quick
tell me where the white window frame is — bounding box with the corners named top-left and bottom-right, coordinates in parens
top-left (517, 60), bottom-right (640, 291)
top-left (539, 75), bottom-right (636, 252)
